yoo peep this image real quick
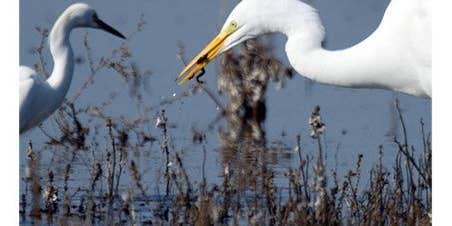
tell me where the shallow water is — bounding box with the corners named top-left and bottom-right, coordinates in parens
top-left (19, 0), bottom-right (431, 224)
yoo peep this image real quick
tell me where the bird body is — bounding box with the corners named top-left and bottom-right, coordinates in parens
top-left (178, 0), bottom-right (431, 98)
top-left (284, 0), bottom-right (431, 97)
top-left (20, 3), bottom-right (125, 134)
top-left (20, 66), bottom-right (66, 133)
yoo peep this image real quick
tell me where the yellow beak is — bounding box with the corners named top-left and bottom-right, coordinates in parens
top-left (176, 22), bottom-right (239, 85)
top-left (176, 31), bottom-right (229, 85)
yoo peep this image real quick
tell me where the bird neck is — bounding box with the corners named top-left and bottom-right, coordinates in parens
top-left (285, 34), bottom-right (390, 90)
top-left (272, 1), bottom-right (407, 93)
top-left (47, 11), bottom-right (75, 100)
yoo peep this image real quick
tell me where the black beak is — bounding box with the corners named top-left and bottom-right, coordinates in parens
top-left (94, 16), bottom-right (126, 39)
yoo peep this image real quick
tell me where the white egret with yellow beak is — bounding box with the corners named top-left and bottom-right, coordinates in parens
top-left (177, 0), bottom-right (431, 98)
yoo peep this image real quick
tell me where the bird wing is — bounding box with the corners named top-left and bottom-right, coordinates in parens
top-left (410, 0), bottom-right (431, 95)
top-left (19, 65), bottom-right (37, 81)
top-left (20, 66), bottom-right (38, 109)
top-left (19, 66), bottom-right (52, 133)
top-left (379, 0), bottom-right (431, 96)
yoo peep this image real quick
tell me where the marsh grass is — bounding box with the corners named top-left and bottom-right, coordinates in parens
top-left (20, 19), bottom-right (431, 225)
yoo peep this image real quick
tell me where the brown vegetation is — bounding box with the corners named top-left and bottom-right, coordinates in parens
top-left (20, 20), bottom-right (431, 226)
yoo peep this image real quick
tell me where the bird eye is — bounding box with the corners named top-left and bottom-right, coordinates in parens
top-left (231, 21), bottom-right (237, 28)
top-left (92, 13), bottom-right (98, 20)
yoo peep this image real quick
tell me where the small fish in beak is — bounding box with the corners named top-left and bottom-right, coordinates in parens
top-left (176, 21), bottom-right (239, 85)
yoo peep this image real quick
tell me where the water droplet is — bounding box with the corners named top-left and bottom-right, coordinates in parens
top-left (224, 166), bottom-right (229, 175)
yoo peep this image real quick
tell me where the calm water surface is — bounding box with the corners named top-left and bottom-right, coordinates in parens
top-left (19, 0), bottom-right (431, 222)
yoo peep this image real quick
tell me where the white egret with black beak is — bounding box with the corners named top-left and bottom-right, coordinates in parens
top-left (20, 3), bottom-right (126, 134)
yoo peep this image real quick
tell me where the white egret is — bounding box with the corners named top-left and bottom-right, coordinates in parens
top-left (20, 3), bottom-right (125, 134)
top-left (177, 0), bottom-right (431, 98)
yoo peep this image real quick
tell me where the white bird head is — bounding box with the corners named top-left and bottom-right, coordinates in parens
top-left (64, 3), bottom-right (125, 39)
top-left (176, 0), bottom-right (319, 84)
